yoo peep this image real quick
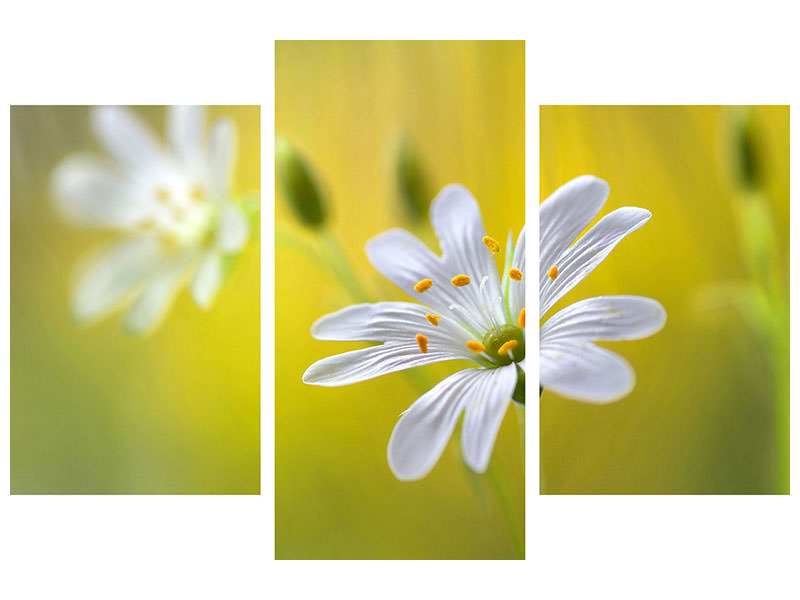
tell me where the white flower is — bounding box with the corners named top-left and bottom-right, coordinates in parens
top-left (52, 106), bottom-right (249, 335)
top-left (303, 185), bottom-right (526, 481)
top-left (539, 175), bottom-right (666, 402)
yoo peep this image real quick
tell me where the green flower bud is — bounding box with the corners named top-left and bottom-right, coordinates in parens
top-left (725, 108), bottom-right (762, 190)
top-left (395, 135), bottom-right (430, 222)
top-left (276, 136), bottom-right (327, 228)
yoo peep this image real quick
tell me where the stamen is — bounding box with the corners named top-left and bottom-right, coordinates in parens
top-left (498, 340), bottom-right (518, 355)
top-left (509, 268), bottom-right (523, 281)
top-left (547, 265), bottom-right (559, 280)
top-left (467, 340), bottom-right (485, 353)
top-left (155, 187), bottom-right (170, 203)
top-left (518, 308), bottom-right (526, 328)
top-left (482, 236), bottom-right (501, 253)
top-left (425, 313), bottom-right (440, 327)
top-left (414, 279), bottom-right (433, 293)
top-left (451, 275), bottom-right (471, 287)
top-left (190, 185), bottom-right (205, 202)
top-left (416, 334), bottom-right (429, 354)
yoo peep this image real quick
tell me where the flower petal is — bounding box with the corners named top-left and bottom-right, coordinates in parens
top-left (52, 154), bottom-right (151, 227)
top-left (541, 295), bottom-right (666, 344)
top-left (310, 301), bottom-right (474, 356)
top-left (388, 367), bottom-right (488, 481)
top-left (190, 250), bottom-right (223, 309)
top-left (508, 226), bottom-right (526, 319)
top-left (91, 106), bottom-right (167, 175)
top-left (460, 364), bottom-right (518, 473)
top-left (539, 175), bottom-right (609, 282)
top-left (366, 229), bottom-right (465, 319)
top-left (540, 206), bottom-right (651, 318)
top-left (430, 185), bottom-right (506, 328)
top-left (217, 203), bottom-right (249, 253)
top-left (71, 235), bottom-right (161, 322)
top-left (208, 117), bottom-right (236, 196)
top-left (540, 341), bottom-right (634, 403)
top-left (166, 105), bottom-right (206, 174)
top-left (302, 340), bottom-right (463, 387)
top-left (366, 228), bottom-right (494, 335)
top-left (123, 254), bottom-right (191, 335)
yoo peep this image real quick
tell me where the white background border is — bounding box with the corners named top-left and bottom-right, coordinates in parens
top-left (2, 1), bottom-right (797, 597)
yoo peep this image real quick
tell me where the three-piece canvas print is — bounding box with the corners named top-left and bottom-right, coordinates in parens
top-left (9, 41), bottom-right (789, 560)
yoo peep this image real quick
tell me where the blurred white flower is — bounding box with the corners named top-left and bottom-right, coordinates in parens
top-left (539, 175), bottom-right (666, 403)
top-left (52, 106), bottom-right (249, 335)
top-left (303, 185), bottom-right (525, 481)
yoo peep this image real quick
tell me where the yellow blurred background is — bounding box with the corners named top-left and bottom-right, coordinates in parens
top-left (540, 106), bottom-right (789, 494)
top-left (276, 41), bottom-right (525, 558)
top-left (10, 105), bottom-right (260, 494)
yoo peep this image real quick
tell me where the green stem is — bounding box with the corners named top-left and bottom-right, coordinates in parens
top-left (487, 456), bottom-right (524, 559)
top-left (317, 229), bottom-right (370, 304)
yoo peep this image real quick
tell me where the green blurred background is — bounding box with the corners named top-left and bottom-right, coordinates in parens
top-left (10, 106), bottom-right (260, 494)
top-left (540, 106), bottom-right (789, 494)
top-left (276, 41), bottom-right (525, 558)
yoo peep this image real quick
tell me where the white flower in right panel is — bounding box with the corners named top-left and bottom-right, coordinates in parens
top-left (539, 175), bottom-right (666, 403)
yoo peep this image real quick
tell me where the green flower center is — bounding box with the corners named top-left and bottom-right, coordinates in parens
top-left (482, 324), bottom-right (525, 366)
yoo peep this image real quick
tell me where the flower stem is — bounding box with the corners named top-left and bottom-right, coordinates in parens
top-left (317, 229), bottom-right (370, 304)
top-left (487, 456), bottom-right (524, 559)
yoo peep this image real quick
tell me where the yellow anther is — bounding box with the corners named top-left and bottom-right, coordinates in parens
top-left (509, 268), bottom-right (523, 281)
top-left (189, 185), bottom-right (205, 202)
top-left (162, 233), bottom-right (180, 253)
top-left (414, 279), bottom-right (433, 293)
top-left (425, 313), bottom-right (440, 327)
top-left (547, 265), bottom-right (559, 280)
top-left (466, 340), bottom-right (485, 353)
top-left (482, 236), bottom-right (501, 253)
top-left (451, 274), bottom-right (471, 287)
top-left (517, 308), bottom-right (526, 328)
top-left (416, 334), bottom-right (429, 354)
top-left (155, 186), bottom-right (171, 203)
top-left (498, 340), bottom-right (518, 355)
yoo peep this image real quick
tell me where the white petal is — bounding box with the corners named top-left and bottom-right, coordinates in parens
top-left (540, 207), bottom-right (651, 318)
top-left (540, 341), bottom-right (634, 403)
top-left (91, 106), bottom-right (167, 174)
top-left (71, 236), bottom-right (161, 322)
top-left (461, 364), bottom-right (518, 473)
top-left (217, 203), bottom-right (249, 253)
top-left (541, 295), bottom-right (666, 344)
top-left (366, 229), bottom-right (463, 318)
top-left (430, 185), bottom-right (506, 328)
top-left (52, 155), bottom-right (151, 227)
top-left (190, 250), bottom-right (223, 309)
top-left (123, 255), bottom-right (190, 335)
top-left (508, 226), bottom-right (526, 319)
top-left (166, 105), bottom-right (206, 173)
top-left (302, 341), bottom-right (463, 387)
top-left (311, 302), bottom-right (474, 355)
top-left (208, 118), bottom-right (236, 196)
top-left (388, 368), bottom-right (483, 481)
top-left (366, 229), bottom-right (491, 334)
top-left (539, 175), bottom-right (609, 282)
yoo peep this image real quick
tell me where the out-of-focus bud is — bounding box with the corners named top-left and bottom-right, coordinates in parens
top-left (725, 107), bottom-right (761, 191)
top-left (276, 136), bottom-right (327, 228)
top-left (395, 135), bottom-right (430, 222)
top-left (734, 191), bottom-right (777, 289)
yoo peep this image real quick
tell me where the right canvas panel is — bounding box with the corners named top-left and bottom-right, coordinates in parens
top-left (539, 105), bottom-right (789, 494)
